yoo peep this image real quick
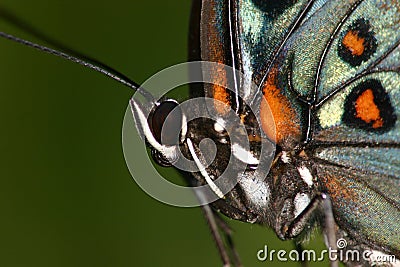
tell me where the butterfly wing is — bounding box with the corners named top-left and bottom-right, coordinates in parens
top-left (198, 0), bottom-right (400, 261)
top-left (271, 0), bottom-right (400, 257)
top-left (315, 1), bottom-right (400, 255)
top-left (199, 0), bottom-right (318, 111)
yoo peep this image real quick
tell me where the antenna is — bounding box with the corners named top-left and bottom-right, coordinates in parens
top-left (0, 7), bottom-right (155, 104)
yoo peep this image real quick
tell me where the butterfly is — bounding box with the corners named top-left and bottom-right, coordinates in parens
top-left (139, 0), bottom-right (399, 266)
top-left (129, 0), bottom-right (400, 265)
top-left (1, 0), bottom-right (399, 266)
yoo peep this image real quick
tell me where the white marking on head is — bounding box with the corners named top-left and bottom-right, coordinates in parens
top-left (216, 118), bottom-right (226, 128)
top-left (297, 165), bottom-right (313, 187)
top-left (214, 121), bottom-right (225, 133)
top-left (130, 100), bottom-right (177, 161)
top-left (220, 138), bottom-right (228, 144)
top-left (294, 193), bottom-right (310, 218)
top-left (180, 113), bottom-right (187, 143)
top-left (281, 151), bottom-right (290, 163)
top-left (232, 143), bottom-right (259, 165)
top-left (186, 138), bottom-right (225, 199)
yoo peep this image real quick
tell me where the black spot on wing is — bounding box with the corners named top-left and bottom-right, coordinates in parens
top-left (342, 79), bottom-right (396, 133)
top-left (338, 18), bottom-right (378, 67)
top-left (251, 0), bottom-right (297, 15)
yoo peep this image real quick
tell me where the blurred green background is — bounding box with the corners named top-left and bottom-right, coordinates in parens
top-left (0, 1), bottom-right (328, 266)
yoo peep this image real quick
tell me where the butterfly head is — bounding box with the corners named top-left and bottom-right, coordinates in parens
top-left (130, 98), bottom-right (186, 167)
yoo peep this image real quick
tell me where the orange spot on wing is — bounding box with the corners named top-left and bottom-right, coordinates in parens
top-left (260, 68), bottom-right (301, 144)
top-left (201, 3), bottom-right (231, 115)
top-left (211, 63), bottom-right (231, 115)
top-left (355, 89), bottom-right (384, 128)
top-left (342, 30), bottom-right (366, 56)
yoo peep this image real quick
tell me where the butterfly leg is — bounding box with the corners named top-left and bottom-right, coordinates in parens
top-left (192, 186), bottom-right (242, 267)
top-left (294, 242), bottom-right (309, 267)
top-left (283, 193), bottom-right (339, 267)
top-left (213, 210), bottom-right (242, 267)
top-left (200, 203), bottom-right (234, 267)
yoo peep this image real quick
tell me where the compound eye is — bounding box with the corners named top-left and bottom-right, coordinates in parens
top-left (150, 100), bottom-right (182, 146)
